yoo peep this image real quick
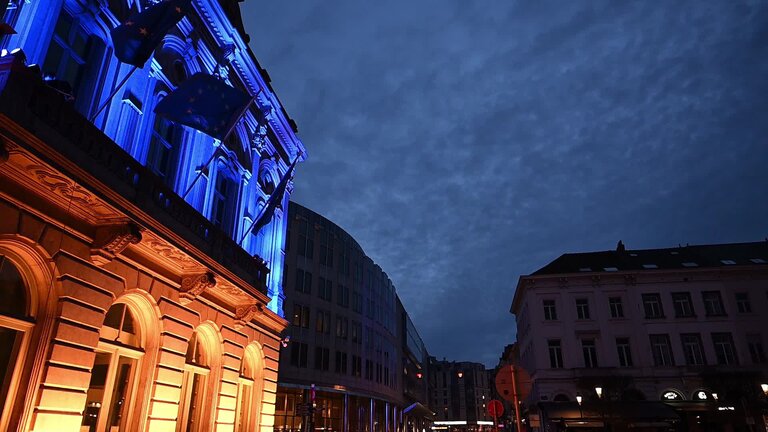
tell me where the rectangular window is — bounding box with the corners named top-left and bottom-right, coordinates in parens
top-left (581, 339), bottom-right (598, 368)
top-left (352, 290), bottom-right (363, 313)
top-left (616, 338), bottom-right (633, 367)
top-left (547, 340), bottom-right (563, 368)
top-left (642, 293), bottom-right (664, 319)
top-left (315, 310), bottom-right (330, 334)
top-left (702, 291), bottom-right (726, 316)
top-left (747, 334), bottom-right (766, 364)
top-left (672, 292), bottom-right (695, 318)
top-left (350, 321), bottom-right (362, 344)
top-left (351, 355), bottom-right (362, 377)
top-left (211, 173), bottom-right (238, 235)
top-left (650, 334), bottom-right (674, 366)
top-left (43, 11), bottom-right (92, 101)
top-left (365, 360), bottom-right (374, 380)
top-left (314, 346), bottom-right (330, 371)
top-left (609, 297), bottom-right (624, 318)
top-left (296, 219), bottom-right (314, 259)
top-left (319, 228), bottom-right (334, 267)
top-left (337, 284), bottom-right (349, 307)
top-left (681, 333), bottom-right (706, 366)
top-left (712, 333), bottom-right (738, 365)
top-left (317, 277), bottom-right (333, 301)
top-left (291, 303), bottom-right (309, 328)
top-left (290, 342), bottom-right (308, 368)
top-left (335, 351), bottom-right (348, 374)
top-left (335, 316), bottom-right (348, 339)
top-left (736, 292), bottom-right (752, 313)
top-left (576, 298), bottom-right (590, 320)
top-left (543, 300), bottom-right (557, 321)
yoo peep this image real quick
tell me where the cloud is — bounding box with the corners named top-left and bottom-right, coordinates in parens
top-left (243, 0), bottom-right (768, 366)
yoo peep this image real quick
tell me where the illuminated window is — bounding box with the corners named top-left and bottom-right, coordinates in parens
top-left (82, 303), bottom-right (144, 431)
top-left (0, 256), bottom-right (32, 425)
top-left (178, 331), bottom-right (211, 432)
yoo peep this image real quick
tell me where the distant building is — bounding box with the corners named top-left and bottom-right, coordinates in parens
top-left (0, 0), bottom-right (304, 431)
top-left (511, 240), bottom-right (768, 431)
top-left (275, 202), bottom-right (432, 432)
top-left (429, 358), bottom-right (493, 430)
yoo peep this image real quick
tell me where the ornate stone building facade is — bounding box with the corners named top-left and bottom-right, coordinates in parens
top-left (0, 0), bottom-right (305, 431)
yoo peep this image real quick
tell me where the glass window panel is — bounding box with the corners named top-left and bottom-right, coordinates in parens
top-left (0, 256), bottom-right (27, 318)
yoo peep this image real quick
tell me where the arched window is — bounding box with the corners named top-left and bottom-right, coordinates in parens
top-left (178, 330), bottom-right (211, 432)
top-left (235, 345), bottom-right (264, 431)
top-left (0, 255), bottom-right (32, 423)
top-left (82, 303), bottom-right (144, 431)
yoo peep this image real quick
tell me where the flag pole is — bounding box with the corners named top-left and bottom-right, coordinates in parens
top-left (89, 64), bottom-right (138, 122)
top-left (238, 153), bottom-right (301, 246)
top-left (182, 147), bottom-right (219, 199)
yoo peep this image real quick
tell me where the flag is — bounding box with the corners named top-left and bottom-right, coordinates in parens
top-left (154, 72), bottom-right (253, 140)
top-left (111, 0), bottom-right (191, 67)
top-left (249, 156), bottom-right (299, 238)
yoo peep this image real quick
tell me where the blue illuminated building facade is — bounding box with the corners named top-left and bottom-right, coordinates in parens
top-left (0, 0), bottom-right (304, 431)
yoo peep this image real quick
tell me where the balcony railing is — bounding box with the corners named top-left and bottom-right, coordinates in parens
top-left (0, 58), bottom-right (269, 295)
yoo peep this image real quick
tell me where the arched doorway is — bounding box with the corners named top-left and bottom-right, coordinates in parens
top-left (236, 343), bottom-right (265, 431)
top-left (178, 323), bottom-right (222, 432)
top-left (0, 255), bottom-right (33, 424)
top-left (82, 302), bottom-right (145, 431)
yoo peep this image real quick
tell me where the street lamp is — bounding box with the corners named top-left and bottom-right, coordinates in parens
top-left (712, 392), bottom-right (718, 402)
top-left (576, 393), bottom-right (583, 420)
top-left (595, 387), bottom-right (603, 399)
top-left (761, 384), bottom-right (768, 396)
top-left (457, 371), bottom-right (463, 379)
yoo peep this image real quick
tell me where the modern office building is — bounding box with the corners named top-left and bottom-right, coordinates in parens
top-left (510, 240), bottom-right (768, 431)
top-left (429, 358), bottom-right (494, 430)
top-left (0, 0), bottom-right (305, 431)
top-left (275, 201), bottom-right (432, 432)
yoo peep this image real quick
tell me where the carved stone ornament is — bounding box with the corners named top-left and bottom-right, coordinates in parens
top-left (90, 223), bottom-right (143, 266)
top-left (251, 124), bottom-right (268, 154)
top-left (179, 272), bottom-right (216, 305)
top-left (233, 303), bottom-right (264, 330)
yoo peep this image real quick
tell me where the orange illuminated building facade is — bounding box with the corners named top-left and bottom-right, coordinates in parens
top-left (0, 0), bottom-right (306, 431)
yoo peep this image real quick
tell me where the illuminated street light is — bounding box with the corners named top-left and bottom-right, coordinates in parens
top-left (594, 387), bottom-right (603, 399)
top-left (761, 383), bottom-right (768, 396)
top-left (576, 393), bottom-right (583, 406)
top-left (457, 371), bottom-right (464, 379)
top-left (712, 393), bottom-right (718, 401)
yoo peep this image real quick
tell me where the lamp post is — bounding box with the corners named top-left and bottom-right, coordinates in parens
top-left (576, 392), bottom-right (583, 420)
top-left (595, 387), bottom-right (607, 431)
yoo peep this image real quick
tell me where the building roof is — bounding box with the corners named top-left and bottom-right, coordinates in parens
top-left (532, 240), bottom-right (768, 275)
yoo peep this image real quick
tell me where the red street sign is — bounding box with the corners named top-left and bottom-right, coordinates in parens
top-left (488, 399), bottom-right (504, 418)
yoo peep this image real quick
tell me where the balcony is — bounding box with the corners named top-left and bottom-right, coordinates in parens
top-left (0, 57), bottom-right (269, 296)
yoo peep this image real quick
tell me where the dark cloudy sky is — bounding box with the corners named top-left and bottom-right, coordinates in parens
top-left (242, 1), bottom-right (768, 367)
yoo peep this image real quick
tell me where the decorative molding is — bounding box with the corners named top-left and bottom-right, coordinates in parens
top-left (90, 223), bottom-right (143, 265)
top-left (28, 164), bottom-right (98, 207)
top-left (557, 277), bottom-right (568, 287)
top-left (623, 274), bottom-right (637, 286)
top-left (233, 302), bottom-right (263, 330)
top-left (0, 136), bottom-right (10, 164)
top-left (142, 232), bottom-right (199, 268)
top-left (179, 272), bottom-right (216, 305)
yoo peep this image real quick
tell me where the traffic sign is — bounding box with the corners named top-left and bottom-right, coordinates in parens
top-left (494, 365), bottom-right (531, 402)
top-left (487, 399), bottom-right (504, 418)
